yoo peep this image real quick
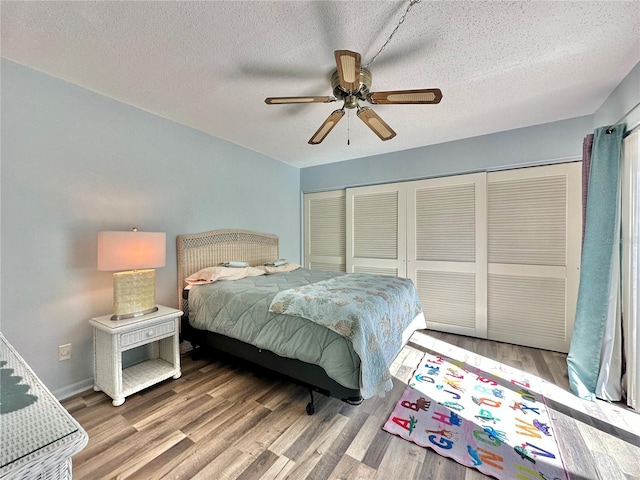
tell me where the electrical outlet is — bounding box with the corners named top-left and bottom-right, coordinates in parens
top-left (58, 343), bottom-right (72, 361)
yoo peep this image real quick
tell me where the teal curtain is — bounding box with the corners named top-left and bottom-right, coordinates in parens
top-left (567, 125), bottom-right (625, 400)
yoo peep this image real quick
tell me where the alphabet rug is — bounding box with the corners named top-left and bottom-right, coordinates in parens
top-left (383, 351), bottom-right (568, 480)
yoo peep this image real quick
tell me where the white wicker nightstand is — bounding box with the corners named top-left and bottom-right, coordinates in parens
top-left (90, 305), bottom-right (182, 406)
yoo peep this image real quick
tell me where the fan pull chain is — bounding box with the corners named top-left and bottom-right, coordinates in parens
top-left (363, 0), bottom-right (421, 68)
top-left (347, 109), bottom-right (351, 145)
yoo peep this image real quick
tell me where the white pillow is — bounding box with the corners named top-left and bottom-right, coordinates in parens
top-left (218, 261), bottom-right (249, 268)
top-left (255, 263), bottom-right (302, 275)
top-left (185, 266), bottom-right (265, 285)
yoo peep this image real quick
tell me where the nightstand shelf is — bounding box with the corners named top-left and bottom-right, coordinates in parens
top-left (121, 358), bottom-right (175, 394)
top-left (90, 305), bottom-right (182, 406)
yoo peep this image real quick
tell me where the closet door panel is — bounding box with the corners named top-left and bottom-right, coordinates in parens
top-left (417, 270), bottom-right (477, 333)
top-left (488, 175), bottom-right (568, 266)
top-left (488, 271), bottom-right (568, 352)
top-left (407, 173), bottom-right (487, 337)
top-left (304, 190), bottom-right (346, 272)
top-left (347, 184), bottom-right (406, 276)
top-left (486, 162), bottom-right (581, 352)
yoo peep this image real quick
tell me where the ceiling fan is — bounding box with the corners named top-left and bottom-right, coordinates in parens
top-left (265, 50), bottom-right (442, 145)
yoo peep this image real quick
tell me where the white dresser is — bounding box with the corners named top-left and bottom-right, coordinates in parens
top-left (0, 333), bottom-right (88, 480)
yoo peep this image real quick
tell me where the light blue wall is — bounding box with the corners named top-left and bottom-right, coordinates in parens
top-left (301, 61), bottom-right (639, 193)
top-left (593, 61), bottom-right (640, 130)
top-left (0, 60), bottom-right (301, 397)
top-left (300, 116), bottom-right (591, 192)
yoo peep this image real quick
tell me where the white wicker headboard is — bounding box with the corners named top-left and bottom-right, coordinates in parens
top-left (176, 229), bottom-right (279, 310)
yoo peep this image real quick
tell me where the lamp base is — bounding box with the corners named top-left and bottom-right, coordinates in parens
top-left (110, 306), bottom-right (158, 321)
top-left (111, 269), bottom-right (158, 321)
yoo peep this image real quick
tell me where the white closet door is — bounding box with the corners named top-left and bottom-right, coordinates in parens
top-left (303, 190), bottom-right (346, 272)
top-left (346, 183), bottom-right (406, 277)
top-left (486, 162), bottom-right (581, 352)
top-left (407, 173), bottom-right (487, 336)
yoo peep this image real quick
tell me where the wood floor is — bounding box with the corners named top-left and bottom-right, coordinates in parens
top-left (62, 331), bottom-right (640, 480)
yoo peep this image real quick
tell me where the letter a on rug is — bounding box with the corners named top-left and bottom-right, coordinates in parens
top-left (383, 352), bottom-right (568, 480)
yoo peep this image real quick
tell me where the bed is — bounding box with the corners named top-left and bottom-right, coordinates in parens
top-left (177, 229), bottom-right (426, 414)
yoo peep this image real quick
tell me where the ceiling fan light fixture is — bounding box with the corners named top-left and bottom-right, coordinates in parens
top-left (308, 109), bottom-right (345, 145)
top-left (357, 107), bottom-right (396, 141)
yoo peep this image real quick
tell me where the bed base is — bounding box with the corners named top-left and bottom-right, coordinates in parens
top-left (181, 312), bottom-right (363, 414)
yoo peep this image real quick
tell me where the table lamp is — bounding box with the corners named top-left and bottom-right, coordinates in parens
top-left (97, 228), bottom-right (166, 320)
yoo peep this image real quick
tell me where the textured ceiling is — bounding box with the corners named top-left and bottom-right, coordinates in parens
top-left (2, 1), bottom-right (639, 167)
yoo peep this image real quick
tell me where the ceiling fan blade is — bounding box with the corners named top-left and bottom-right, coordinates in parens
top-left (308, 109), bottom-right (345, 145)
top-left (265, 96), bottom-right (336, 105)
top-left (356, 107), bottom-right (396, 141)
top-left (368, 88), bottom-right (443, 105)
top-left (334, 50), bottom-right (361, 92)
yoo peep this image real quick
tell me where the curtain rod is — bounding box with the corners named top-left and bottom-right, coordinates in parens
top-left (606, 101), bottom-right (640, 134)
top-left (623, 120), bottom-right (640, 138)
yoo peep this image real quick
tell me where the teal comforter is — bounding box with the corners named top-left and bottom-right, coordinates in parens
top-left (188, 269), bottom-right (361, 391)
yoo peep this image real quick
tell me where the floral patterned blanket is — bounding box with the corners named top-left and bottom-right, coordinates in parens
top-left (269, 273), bottom-right (423, 398)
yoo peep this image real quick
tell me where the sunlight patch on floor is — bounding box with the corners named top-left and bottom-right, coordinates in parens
top-left (404, 330), bottom-right (640, 440)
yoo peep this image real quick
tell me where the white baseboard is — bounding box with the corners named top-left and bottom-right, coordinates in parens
top-left (53, 378), bottom-right (95, 401)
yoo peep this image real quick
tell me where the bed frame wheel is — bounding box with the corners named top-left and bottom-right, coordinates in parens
top-left (306, 389), bottom-right (315, 415)
top-left (306, 402), bottom-right (315, 415)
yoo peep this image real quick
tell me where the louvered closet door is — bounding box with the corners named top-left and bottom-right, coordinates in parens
top-left (486, 162), bottom-right (581, 352)
top-left (304, 190), bottom-right (346, 272)
top-left (407, 173), bottom-right (487, 336)
top-left (346, 184), bottom-right (406, 277)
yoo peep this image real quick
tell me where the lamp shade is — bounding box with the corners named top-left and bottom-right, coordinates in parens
top-left (97, 231), bottom-right (166, 271)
